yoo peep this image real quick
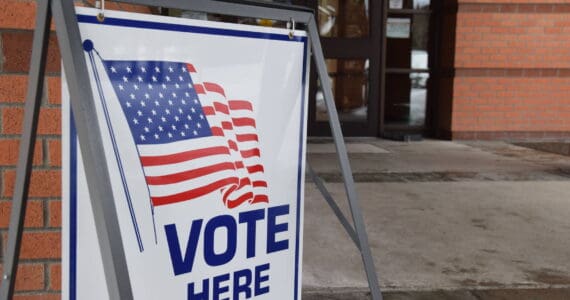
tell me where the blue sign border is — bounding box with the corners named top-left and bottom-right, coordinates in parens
top-left (69, 13), bottom-right (308, 300)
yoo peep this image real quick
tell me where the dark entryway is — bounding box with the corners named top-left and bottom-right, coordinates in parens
top-left (301, 0), bottom-right (439, 137)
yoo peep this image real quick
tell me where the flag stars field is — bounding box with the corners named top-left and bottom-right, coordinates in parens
top-left (101, 60), bottom-right (268, 208)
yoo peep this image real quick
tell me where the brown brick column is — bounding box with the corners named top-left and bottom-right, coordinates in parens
top-left (0, 1), bottom-right (152, 299)
top-left (437, 0), bottom-right (570, 140)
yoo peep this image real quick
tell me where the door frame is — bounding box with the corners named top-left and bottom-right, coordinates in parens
top-left (306, 0), bottom-right (384, 137)
top-left (380, 0), bottom-right (442, 137)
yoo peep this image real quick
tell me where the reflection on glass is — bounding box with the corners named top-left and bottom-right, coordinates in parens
top-left (389, 0), bottom-right (431, 10)
top-left (318, 0), bottom-right (370, 37)
top-left (316, 59), bottom-right (369, 122)
top-left (385, 73), bottom-right (429, 126)
top-left (386, 13), bottom-right (430, 69)
top-left (413, 0), bottom-right (431, 9)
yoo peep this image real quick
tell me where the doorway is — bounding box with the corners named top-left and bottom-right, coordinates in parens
top-left (305, 0), bottom-right (382, 136)
top-left (304, 0), bottom-right (438, 137)
top-left (382, 0), bottom-right (435, 137)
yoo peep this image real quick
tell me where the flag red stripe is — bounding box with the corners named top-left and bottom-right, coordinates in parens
top-left (233, 117), bottom-right (256, 127)
top-left (152, 177), bottom-right (238, 206)
top-left (186, 63), bottom-right (197, 73)
top-left (235, 161), bottom-right (244, 169)
top-left (241, 148), bottom-right (261, 158)
top-left (140, 146), bottom-right (229, 166)
top-left (228, 100), bottom-right (253, 111)
top-left (252, 194), bottom-right (269, 203)
top-left (226, 192), bottom-right (254, 209)
top-left (204, 82), bottom-right (226, 96)
top-left (228, 140), bottom-right (238, 151)
top-left (236, 134), bottom-right (258, 142)
top-left (253, 180), bottom-right (267, 188)
top-left (214, 102), bottom-right (230, 115)
top-left (203, 106), bottom-right (215, 116)
top-left (247, 164), bottom-right (264, 174)
top-left (211, 127), bottom-right (224, 137)
top-left (239, 177), bottom-right (251, 188)
top-left (145, 162), bottom-right (236, 185)
top-left (222, 121), bottom-right (233, 130)
top-left (194, 84), bottom-right (205, 94)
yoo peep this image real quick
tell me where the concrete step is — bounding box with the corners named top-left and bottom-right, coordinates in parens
top-left (303, 287), bottom-right (570, 299)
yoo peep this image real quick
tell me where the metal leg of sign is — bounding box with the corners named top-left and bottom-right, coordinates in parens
top-left (0, 1), bottom-right (51, 299)
top-left (307, 18), bottom-right (384, 300)
top-left (51, 0), bottom-right (134, 299)
top-left (307, 165), bottom-right (361, 250)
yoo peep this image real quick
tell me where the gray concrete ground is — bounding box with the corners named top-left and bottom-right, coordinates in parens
top-left (301, 139), bottom-right (570, 299)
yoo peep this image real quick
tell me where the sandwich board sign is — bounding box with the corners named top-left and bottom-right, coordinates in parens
top-left (62, 7), bottom-right (309, 299)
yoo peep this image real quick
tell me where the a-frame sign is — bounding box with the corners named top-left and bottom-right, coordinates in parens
top-left (0, 0), bottom-right (383, 299)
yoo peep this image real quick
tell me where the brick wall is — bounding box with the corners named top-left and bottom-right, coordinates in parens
top-left (440, 0), bottom-right (570, 139)
top-left (0, 1), bottom-right (151, 299)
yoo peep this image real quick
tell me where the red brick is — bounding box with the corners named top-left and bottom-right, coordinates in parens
top-left (0, 0), bottom-right (37, 30)
top-left (47, 139), bottom-right (61, 167)
top-left (0, 200), bottom-right (44, 228)
top-left (451, 77), bottom-right (570, 133)
top-left (0, 75), bottom-right (27, 103)
top-left (0, 139), bottom-right (43, 166)
top-left (13, 295), bottom-right (60, 300)
top-left (47, 77), bottom-right (61, 105)
top-left (48, 263), bottom-right (61, 292)
top-left (2, 107), bottom-right (61, 135)
top-left (105, 2), bottom-right (152, 14)
top-left (1, 31), bottom-right (60, 74)
top-left (0, 263), bottom-right (45, 292)
top-left (48, 200), bottom-right (61, 228)
top-left (455, 11), bottom-right (570, 69)
top-left (2, 170), bottom-right (61, 198)
top-left (2, 231), bottom-right (61, 259)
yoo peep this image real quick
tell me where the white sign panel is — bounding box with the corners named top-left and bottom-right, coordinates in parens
top-left (63, 8), bottom-right (309, 300)
top-left (389, 0), bottom-right (404, 9)
top-left (387, 18), bottom-right (411, 39)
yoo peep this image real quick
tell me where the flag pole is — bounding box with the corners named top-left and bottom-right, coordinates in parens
top-left (83, 40), bottom-right (152, 251)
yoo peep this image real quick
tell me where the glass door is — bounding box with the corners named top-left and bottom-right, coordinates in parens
top-left (307, 0), bottom-right (383, 136)
top-left (382, 0), bottom-right (434, 134)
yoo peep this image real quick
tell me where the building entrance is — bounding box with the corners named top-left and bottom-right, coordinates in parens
top-left (303, 0), bottom-right (438, 137)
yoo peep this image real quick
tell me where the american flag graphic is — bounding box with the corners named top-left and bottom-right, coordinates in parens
top-left (102, 60), bottom-right (269, 209)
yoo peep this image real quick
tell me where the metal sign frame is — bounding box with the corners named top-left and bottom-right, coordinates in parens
top-left (0, 0), bottom-right (383, 299)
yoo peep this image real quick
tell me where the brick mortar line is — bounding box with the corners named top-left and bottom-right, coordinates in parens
top-left (10, 259), bottom-right (64, 264)
top-left (0, 165), bottom-right (62, 171)
top-left (0, 32), bottom-right (4, 72)
top-left (43, 262), bottom-right (49, 292)
top-left (0, 103), bottom-right (63, 109)
top-left (0, 134), bottom-right (62, 139)
top-left (443, 68), bottom-right (570, 78)
top-left (0, 227), bottom-right (61, 233)
top-left (0, 71), bottom-right (61, 76)
top-left (0, 102), bottom-right (3, 142)
top-left (0, 102), bottom-right (63, 108)
top-left (0, 197), bottom-right (61, 201)
top-left (42, 139), bottom-right (49, 167)
top-left (0, 28), bottom-right (57, 35)
top-left (0, 227), bottom-right (62, 231)
top-left (13, 291), bottom-right (60, 296)
top-left (0, 226), bottom-right (62, 231)
top-left (0, 102), bottom-right (62, 108)
top-left (43, 191), bottom-right (49, 228)
top-left (458, 3), bottom-right (570, 13)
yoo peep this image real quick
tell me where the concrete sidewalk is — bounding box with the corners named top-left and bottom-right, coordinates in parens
top-left (301, 140), bottom-right (570, 299)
